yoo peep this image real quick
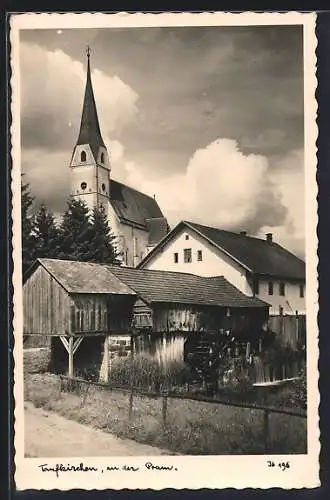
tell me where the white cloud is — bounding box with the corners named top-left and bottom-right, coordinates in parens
top-left (112, 139), bottom-right (304, 256)
top-left (114, 138), bottom-right (288, 228)
top-left (20, 43), bottom-right (139, 212)
top-left (259, 149), bottom-right (305, 256)
top-left (20, 42), bottom-right (139, 146)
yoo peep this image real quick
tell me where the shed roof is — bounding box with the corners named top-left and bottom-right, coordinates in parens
top-left (31, 259), bottom-right (136, 296)
top-left (108, 266), bottom-right (269, 309)
top-left (25, 259), bottom-right (269, 309)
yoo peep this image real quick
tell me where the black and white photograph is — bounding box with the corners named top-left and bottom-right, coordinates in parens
top-left (11, 12), bottom-right (319, 490)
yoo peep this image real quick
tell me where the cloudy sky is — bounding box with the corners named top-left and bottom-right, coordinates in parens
top-left (19, 25), bottom-right (305, 257)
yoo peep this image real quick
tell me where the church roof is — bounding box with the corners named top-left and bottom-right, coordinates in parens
top-left (145, 217), bottom-right (170, 245)
top-left (76, 50), bottom-right (105, 160)
top-left (109, 179), bottom-right (167, 233)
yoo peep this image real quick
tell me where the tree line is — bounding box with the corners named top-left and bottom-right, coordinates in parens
top-left (21, 176), bottom-right (120, 274)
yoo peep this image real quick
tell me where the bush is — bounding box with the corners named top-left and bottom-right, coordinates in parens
top-left (24, 348), bottom-right (51, 374)
top-left (258, 364), bottom-right (307, 410)
top-left (293, 366), bottom-right (307, 409)
top-left (288, 365), bottom-right (307, 410)
top-left (219, 356), bottom-right (254, 393)
top-left (109, 355), bottom-right (195, 391)
top-left (75, 364), bottom-right (100, 382)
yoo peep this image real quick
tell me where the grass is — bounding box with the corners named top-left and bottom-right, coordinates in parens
top-left (24, 373), bottom-right (307, 455)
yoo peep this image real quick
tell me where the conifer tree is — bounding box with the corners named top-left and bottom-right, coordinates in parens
top-left (21, 176), bottom-right (36, 273)
top-left (57, 197), bottom-right (92, 261)
top-left (33, 203), bottom-right (60, 259)
top-left (86, 204), bottom-right (120, 264)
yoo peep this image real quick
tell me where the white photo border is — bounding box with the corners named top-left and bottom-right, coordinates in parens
top-left (11, 11), bottom-right (319, 491)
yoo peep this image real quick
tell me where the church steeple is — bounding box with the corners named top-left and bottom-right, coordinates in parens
top-left (69, 47), bottom-right (111, 213)
top-left (76, 46), bottom-right (105, 161)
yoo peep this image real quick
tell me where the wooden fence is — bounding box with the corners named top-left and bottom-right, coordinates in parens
top-left (59, 374), bottom-right (306, 454)
top-left (268, 314), bottom-right (306, 350)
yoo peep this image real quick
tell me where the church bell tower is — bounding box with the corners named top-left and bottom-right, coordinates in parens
top-left (70, 47), bottom-right (111, 213)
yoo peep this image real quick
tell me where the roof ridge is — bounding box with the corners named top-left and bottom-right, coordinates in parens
top-left (184, 220), bottom-right (270, 243)
top-left (110, 264), bottom-right (206, 279)
top-left (111, 178), bottom-right (159, 204)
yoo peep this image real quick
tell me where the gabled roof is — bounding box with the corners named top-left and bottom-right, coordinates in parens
top-left (108, 266), bottom-right (269, 308)
top-left (76, 52), bottom-right (105, 160)
top-left (25, 259), bottom-right (136, 296)
top-left (24, 258), bottom-right (269, 308)
top-left (138, 220), bottom-right (305, 281)
top-left (109, 179), bottom-right (167, 233)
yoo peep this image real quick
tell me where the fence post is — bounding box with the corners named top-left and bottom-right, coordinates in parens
top-left (128, 389), bottom-right (134, 421)
top-left (80, 383), bottom-right (90, 408)
top-left (58, 376), bottom-right (62, 397)
top-left (263, 409), bottom-right (270, 453)
top-left (162, 391), bottom-right (168, 430)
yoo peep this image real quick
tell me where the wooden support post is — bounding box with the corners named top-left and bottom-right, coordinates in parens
top-left (59, 335), bottom-right (84, 378)
top-left (99, 335), bottom-right (110, 384)
top-left (68, 337), bottom-right (74, 377)
top-left (104, 335), bottom-right (109, 384)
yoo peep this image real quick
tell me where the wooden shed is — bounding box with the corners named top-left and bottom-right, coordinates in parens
top-left (23, 258), bottom-right (270, 383)
top-left (23, 258), bottom-right (137, 378)
top-left (108, 266), bottom-right (270, 366)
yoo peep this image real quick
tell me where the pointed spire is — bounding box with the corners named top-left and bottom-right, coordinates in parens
top-left (76, 46), bottom-right (105, 159)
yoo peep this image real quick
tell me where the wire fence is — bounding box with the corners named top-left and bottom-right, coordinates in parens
top-left (59, 374), bottom-right (306, 454)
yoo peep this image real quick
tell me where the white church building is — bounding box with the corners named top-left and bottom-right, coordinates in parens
top-left (69, 50), bottom-right (169, 267)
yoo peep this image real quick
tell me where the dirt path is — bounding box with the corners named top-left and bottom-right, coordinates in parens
top-left (24, 402), bottom-right (172, 457)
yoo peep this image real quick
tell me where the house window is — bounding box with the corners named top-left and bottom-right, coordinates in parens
top-left (80, 150), bottom-right (87, 162)
top-left (185, 234), bottom-right (189, 240)
top-left (252, 278), bottom-right (259, 295)
top-left (174, 252), bottom-right (179, 263)
top-left (268, 281), bottom-right (273, 295)
top-left (102, 183), bottom-right (106, 192)
top-left (80, 181), bottom-right (87, 190)
top-left (100, 152), bottom-right (105, 163)
top-left (184, 248), bottom-right (192, 263)
top-left (197, 250), bottom-right (203, 261)
top-left (299, 284), bottom-right (304, 298)
top-left (279, 282), bottom-right (285, 296)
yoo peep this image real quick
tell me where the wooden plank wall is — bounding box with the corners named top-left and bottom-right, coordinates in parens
top-left (152, 304), bottom-right (226, 333)
top-left (133, 333), bottom-right (185, 364)
top-left (71, 294), bottom-right (135, 334)
top-left (268, 314), bottom-right (306, 350)
top-left (23, 265), bottom-right (71, 335)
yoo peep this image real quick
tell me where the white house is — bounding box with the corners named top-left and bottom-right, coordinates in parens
top-left (69, 50), bottom-right (169, 267)
top-left (138, 220), bottom-right (306, 316)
